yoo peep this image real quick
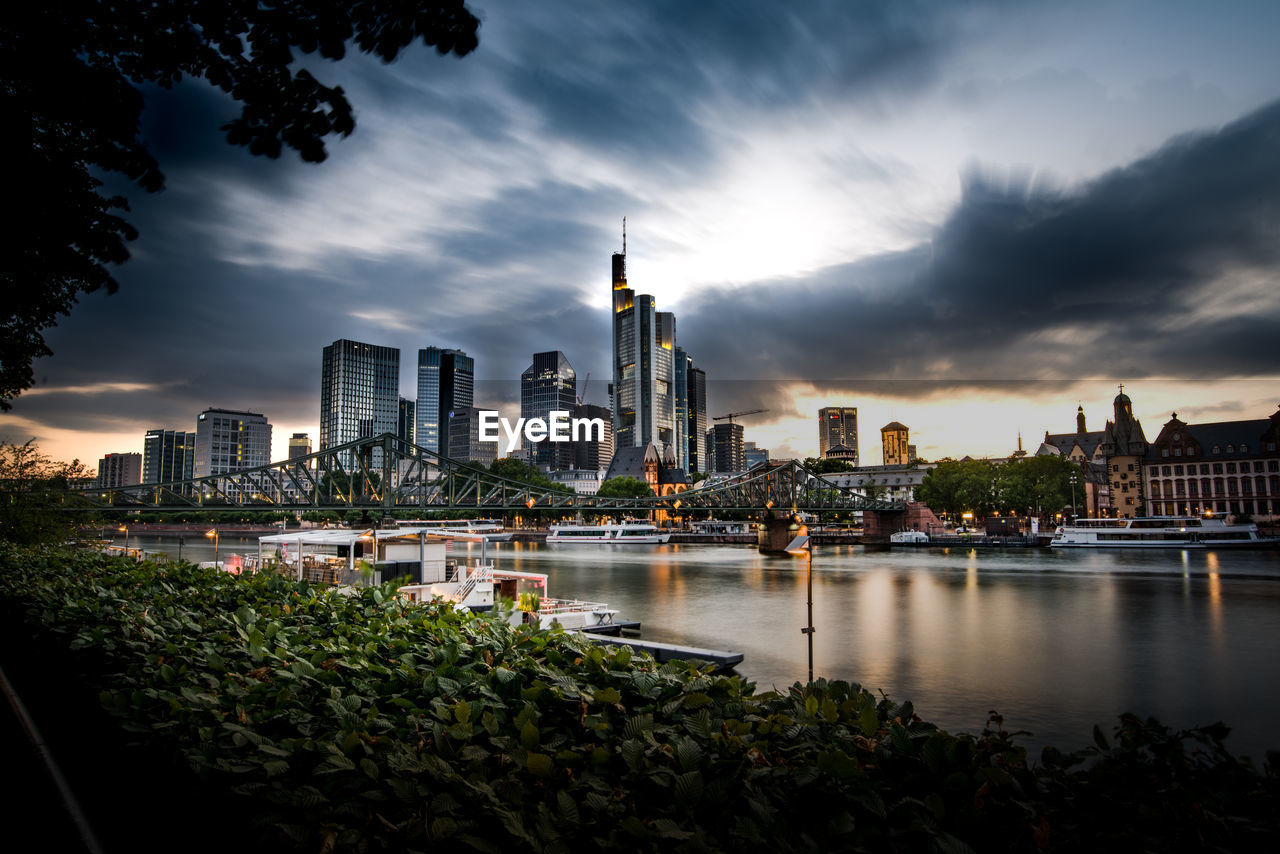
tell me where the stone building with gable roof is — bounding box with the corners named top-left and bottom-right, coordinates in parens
top-left (1143, 406), bottom-right (1280, 519)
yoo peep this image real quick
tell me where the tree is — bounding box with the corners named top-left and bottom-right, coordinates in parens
top-left (803, 457), bottom-right (856, 474)
top-left (916, 458), bottom-right (998, 520)
top-left (595, 476), bottom-right (656, 500)
top-left (2, 2), bottom-right (480, 407)
top-left (993, 455), bottom-right (1079, 520)
top-left (0, 440), bottom-right (93, 543)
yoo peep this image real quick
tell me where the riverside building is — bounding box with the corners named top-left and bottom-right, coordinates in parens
top-left (320, 339), bottom-right (399, 468)
top-left (194, 408), bottom-right (272, 477)
top-left (819, 407), bottom-right (859, 465)
top-left (611, 222), bottom-right (678, 462)
top-left (416, 347), bottom-right (474, 458)
top-left (142, 429), bottom-right (195, 484)
top-left (521, 350), bottom-right (577, 470)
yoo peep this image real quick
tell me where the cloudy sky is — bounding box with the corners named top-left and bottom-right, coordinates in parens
top-left (6, 0), bottom-right (1280, 467)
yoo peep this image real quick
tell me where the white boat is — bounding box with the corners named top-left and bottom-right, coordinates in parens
top-left (397, 518), bottom-right (513, 541)
top-left (1050, 516), bottom-right (1278, 549)
top-left (546, 522), bottom-right (671, 544)
top-left (397, 565), bottom-right (621, 631)
top-left (889, 530), bottom-right (930, 544)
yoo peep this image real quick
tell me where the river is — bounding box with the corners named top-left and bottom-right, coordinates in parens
top-left (116, 534), bottom-right (1280, 761)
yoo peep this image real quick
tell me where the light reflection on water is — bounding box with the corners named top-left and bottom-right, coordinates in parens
top-left (125, 535), bottom-right (1280, 759)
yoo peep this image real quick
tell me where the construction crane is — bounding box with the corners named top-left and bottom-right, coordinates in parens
top-left (713, 408), bottom-right (768, 423)
top-left (575, 371), bottom-right (590, 406)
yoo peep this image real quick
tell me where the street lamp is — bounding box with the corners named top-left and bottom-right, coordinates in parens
top-left (205, 527), bottom-right (219, 566)
top-left (1069, 474), bottom-right (1079, 520)
top-left (785, 528), bottom-right (815, 684)
top-left (118, 525), bottom-right (130, 558)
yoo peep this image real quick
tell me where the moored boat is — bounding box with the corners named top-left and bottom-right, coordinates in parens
top-left (1050, 516), bottom-right (1278, 549)
top-left (546, 522), bottom-right (671, 544)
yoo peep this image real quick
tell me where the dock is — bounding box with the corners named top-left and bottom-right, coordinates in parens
top-left (581, 630), bottom-right (744, 672)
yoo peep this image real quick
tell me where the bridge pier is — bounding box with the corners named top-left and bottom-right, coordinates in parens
top-left (863, 503), bottom-right (943, 544)
top-left (758, 512), bottom-right (802, 554)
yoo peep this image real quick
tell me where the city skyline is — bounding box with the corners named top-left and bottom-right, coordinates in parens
top-left (4, 1), bottom-right (1279, 467)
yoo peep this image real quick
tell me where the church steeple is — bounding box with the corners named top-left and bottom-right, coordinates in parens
top-left (1076, 404), bottom-right (1086, 433)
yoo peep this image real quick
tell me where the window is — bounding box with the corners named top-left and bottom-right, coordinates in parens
top-left (1227, 444), bottom-right (1235, 453)
top-left (1174, 465), bottom-right (1184, 476)
top-left (1173, 433), bottom-right (1181, 441)
top-left (1112, 464), bottom-right (1119, 472)
top-left (1174, 448), bottom-right (1182, 456)
top-left (1213, 463), bottom-right (1223, 475)
top-left (1255, 461), bottom-right (1265, 473)
top-left (1161, 448), bottom-right (1169, 458)
top-left (1162, 466), bottom-right (1172, 476)
top-left (1200, 464), bottom-right (1210, 475)
top-left (1212, 445), bottom-right (1221, 454)
top-left (1241, 444), bottom-right (1248, 453)
top-left (1226, 463), bottom-right (1237, 474)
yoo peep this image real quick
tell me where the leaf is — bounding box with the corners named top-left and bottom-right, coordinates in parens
top-left (676, 737), bottom-right (703, 772)
top-left (651, 818), bottom-right (693, 840)
top-left (520, 720), bottom-right (540, 751)
top-left (673, 771), bottom-right (703, 808)
top-left (525, 752), bottom-right (554, 777)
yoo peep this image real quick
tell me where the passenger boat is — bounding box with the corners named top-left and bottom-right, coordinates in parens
top-left (546, 522), bottom-right (671, 544)
top-left (889, 530), bottom-right (930, 544)
top-left (1050, 516), bottom-right (1278, 549)
top-left (396, 518), bottom-right (513, 541)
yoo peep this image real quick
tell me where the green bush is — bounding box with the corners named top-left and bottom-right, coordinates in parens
top-left (1, 545), bottom-right (1276, 852)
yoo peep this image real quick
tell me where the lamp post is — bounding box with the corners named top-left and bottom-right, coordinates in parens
top-left (205, 527), bottom-right (219, 566)
top-left (785, 528), bottom-right (815, 684)
top-left (118, 525), bottom-right (130, 559)
top-left (1069, 474), bottom-right (1079, 520)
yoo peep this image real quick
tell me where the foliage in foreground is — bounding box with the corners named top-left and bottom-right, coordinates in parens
top-left (1, 545), bottom-right (1277, 853)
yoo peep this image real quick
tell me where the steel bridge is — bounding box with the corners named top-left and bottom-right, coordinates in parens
top-left (44, 433), bottom-right (902, 515)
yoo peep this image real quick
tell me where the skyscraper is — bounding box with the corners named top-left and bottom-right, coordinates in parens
top-left (288, 433), bottom-right (312, 460)
top-left (320, 339), bottom-right (399, 467)
top-left (398, 397), bottom-right (416, 445)
top-left (673, 346), bottom-right (689, 471)
top-left (708, 422), bottom-right (744, 473)
top-left (818, 407), bottom-right (859, 464)
top-left (142, 429), bottom-right (195, 483)
top-left (97, 452), bottom-right (141, 488)
top-left (521, 350), bottom-right (577, 469)
top-left (573, 403), bottom-right (614, 471)
top-left (686, 363), bottom-right (708, 474)
top-left (611, 222), bottom-right (677, 459)
top-left (416, 347), bottom-right (474, 457)
top-left (194, 408), bottom-right (272, 477)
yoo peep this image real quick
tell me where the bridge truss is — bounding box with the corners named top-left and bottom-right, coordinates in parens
top-left (48, 434), bottom-right (901, 515)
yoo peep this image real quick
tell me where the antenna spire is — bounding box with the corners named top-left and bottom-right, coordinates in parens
top-left (622, 216), bottom-right (626, 254)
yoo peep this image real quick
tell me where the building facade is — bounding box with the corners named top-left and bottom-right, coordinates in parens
top-left (142, 429), bottom-right (195, 484)
top-left (398, 398), bottom-right (416, 446)
top-left (708, 422), bottom-right (744, 473)
top-left (1097, 388), bottom-right (1149, 518)
top-left (97, 452), bottom-right (141, 489)
top-left (743, 441), bottom-right (769, 469)
top-left (819, 407), bottom-right (859, 465)
top-left (673, 346), bottom-right (690, 472)
top-left (686, 363), bottom-right (708, 474)
top-left (521, 350), bottom-right (577, 469)
top-left (611, 227), bottom-right (677, 459)
top-left (416, 347), bottom-right (474, 458)
top-left (823, 462), bottom-right (936, 507)
top-left (573, 403), bottom-right (614, 471)
top-left (194, 408), bottom-right (272, 477)
top-left (881, 422), bottom-right (910, 466)
top-left (1143, 406), bottom-right (1280, 519)
top-left (320, 339), bottom-right (400, 468)
top-left (447, 406), bottom-right (499, 468)
top-left (288, 433), bottom-right (312, 460)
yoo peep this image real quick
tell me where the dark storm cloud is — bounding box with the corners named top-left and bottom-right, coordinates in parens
top-left (496, 0), bottom-right (968, 166)
top-left (680, 97), bottom-right (1280, 410)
